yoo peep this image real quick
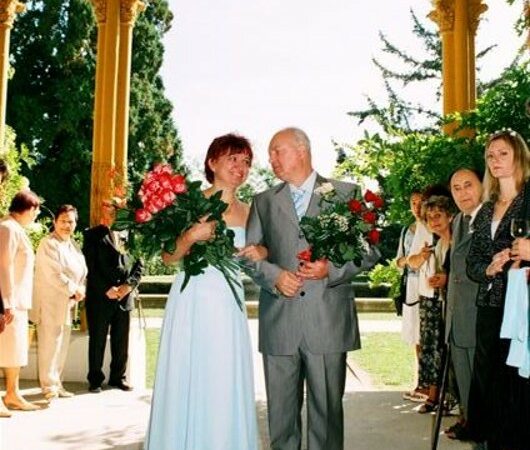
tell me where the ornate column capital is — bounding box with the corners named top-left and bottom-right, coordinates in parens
top-left (120, 0), bottom-right (145, 26)
top-left (428, 0), bottom-right (455, 33)
top-left (91, 0), bottom-right (107, 25)
top-left (0, 0), bottom-right (25, 28)
top-left (468, 0), bottom-right (488, 35)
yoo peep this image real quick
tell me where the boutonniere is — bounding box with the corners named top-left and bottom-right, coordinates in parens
top-left (314, 182), bottom-right (335, 198)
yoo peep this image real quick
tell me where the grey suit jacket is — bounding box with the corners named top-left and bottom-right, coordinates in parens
top-left (246, 174), bottom-right (380, 356)
top-left (444, 212), bottom-right (479, 347)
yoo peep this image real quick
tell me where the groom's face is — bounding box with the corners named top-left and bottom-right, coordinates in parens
top-left (268, 132), bottom-right (304, 182)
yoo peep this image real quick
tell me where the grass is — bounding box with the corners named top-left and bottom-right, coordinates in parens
top-left (145, 327), bottom-right (414, 391)
top-left (348, 332), bottom-right (415, 389)
top-left (146, 328), bottom-right (161, 388)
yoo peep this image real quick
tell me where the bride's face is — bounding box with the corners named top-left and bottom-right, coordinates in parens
top-left (209, 151), bottom-right (251, 188)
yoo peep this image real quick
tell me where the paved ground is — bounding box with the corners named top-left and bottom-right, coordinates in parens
top-left (0, 318), bottom-right (473, 450)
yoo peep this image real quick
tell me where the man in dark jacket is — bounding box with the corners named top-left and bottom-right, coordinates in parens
top-left (83, 201), bottom-right (144, 392)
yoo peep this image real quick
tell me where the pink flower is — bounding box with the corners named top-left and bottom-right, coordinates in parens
top-left (153, 163), bottom-right (173, 175)
top-left (171, 175), bottom-right (187, 194)
top-left (135, 209), bottom-right (152, 223)
top-left (161, 189), bottom-right (176, 205)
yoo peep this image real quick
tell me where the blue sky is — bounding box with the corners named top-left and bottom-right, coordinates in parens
top-left (161, 1), bottom-right (525, 177)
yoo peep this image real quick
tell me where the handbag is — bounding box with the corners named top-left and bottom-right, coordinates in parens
top-left (393, 266), bottom-right (407, 316)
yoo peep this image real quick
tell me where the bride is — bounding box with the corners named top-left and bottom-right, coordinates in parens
top-left (145, 133), bottom-right (266, 450)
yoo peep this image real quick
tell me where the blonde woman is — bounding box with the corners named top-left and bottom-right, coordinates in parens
top-left (466, 130), bottom-right (530, 449)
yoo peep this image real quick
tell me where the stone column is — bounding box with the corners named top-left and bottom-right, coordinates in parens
top-left (90, 0), bottom-right (121, 226)
top-left (115, 0), bottom-right (144, 185)
top-left (0, 0), bottom-right (24, 154)
top-left (429, 0), bottom-right (487, 134)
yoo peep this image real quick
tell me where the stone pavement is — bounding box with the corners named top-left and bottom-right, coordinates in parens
top-left (0, 318), bottom-right (473, 450)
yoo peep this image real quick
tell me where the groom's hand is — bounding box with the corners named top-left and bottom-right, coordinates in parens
top-left (275, 271), bottom-right (303, 298)
top-left (297, 259), bottom-right (329, 280)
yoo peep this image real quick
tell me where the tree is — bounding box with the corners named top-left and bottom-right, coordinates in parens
top-left (7, 0), bottom-right (181, 227)
top-left (347, 9), bottom-right (495, 137)
top-left (0, 127), bottom-right (34, 216)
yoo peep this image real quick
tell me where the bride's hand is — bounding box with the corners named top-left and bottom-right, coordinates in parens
top-left (185, 217), bottom-right (216, 244)
top-left (237, 244), bottom-right (268, 261)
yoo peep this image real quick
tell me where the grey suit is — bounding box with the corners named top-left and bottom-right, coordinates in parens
top-left (247, 174), bottom-right (379, 450)
top-left (445, 212), bottom-right (479, 419)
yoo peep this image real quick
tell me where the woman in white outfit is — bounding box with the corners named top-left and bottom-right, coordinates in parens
top-left (397, 190), bottom-right (433, 401)
top-left (0, 190), bottom-right (41, 414)
top-left (31, 205), bottom-right (87, 400)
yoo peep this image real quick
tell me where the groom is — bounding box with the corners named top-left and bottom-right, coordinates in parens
top-left (247, 127), bottom-right (380, 450)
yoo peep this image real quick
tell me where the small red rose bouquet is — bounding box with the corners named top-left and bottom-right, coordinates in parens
top-left (113, 163), bottom-right (244, 310)
top-left (297, 182), bottom-right (383, 267)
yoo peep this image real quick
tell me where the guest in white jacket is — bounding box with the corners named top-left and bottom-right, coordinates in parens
top-left (0, 190), bottom-right (41, 413)
top-left (31, 205), bottom-right (87, 400)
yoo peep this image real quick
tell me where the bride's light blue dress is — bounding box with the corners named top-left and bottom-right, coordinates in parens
top-left (145, 227), bottom-right (258, 450)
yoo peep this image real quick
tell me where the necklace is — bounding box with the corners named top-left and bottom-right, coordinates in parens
top-left (497, 196), bottom-right (515, 204)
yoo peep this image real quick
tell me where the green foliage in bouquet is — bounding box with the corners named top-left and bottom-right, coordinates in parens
top-left (297, 183), bottom-right (383, 267)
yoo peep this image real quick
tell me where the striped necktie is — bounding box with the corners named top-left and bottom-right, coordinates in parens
top-left (291, 188), bottom-right (305, 220)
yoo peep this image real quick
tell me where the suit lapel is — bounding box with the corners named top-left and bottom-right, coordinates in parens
top-left (104, 229), bottom-right (120, 253)
top-left (453, 214), bottom-right (471, 251)
top-left (274, 182), bottom-right (300, 227)
top-left (306, 174), bottom-right (328, 218)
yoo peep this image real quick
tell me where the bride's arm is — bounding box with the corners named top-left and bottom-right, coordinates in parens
top-left (162, 220), bottom-right (216, 265)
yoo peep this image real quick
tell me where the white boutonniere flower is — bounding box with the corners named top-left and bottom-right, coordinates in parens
top-left (314, 182), bottom-right (334, 196)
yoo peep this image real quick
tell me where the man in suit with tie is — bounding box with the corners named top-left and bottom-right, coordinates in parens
top-left (247, 127), bottom-right (380, 450)
top-left (445, 168), bottom-right (483, 440)
top-left (83, 201), bottom-right (144, 393)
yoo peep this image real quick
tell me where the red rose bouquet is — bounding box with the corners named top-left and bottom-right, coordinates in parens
top-left (113, 163), bottom-right (244, 310)
top-left (297, 182), bottom-right (383, 267)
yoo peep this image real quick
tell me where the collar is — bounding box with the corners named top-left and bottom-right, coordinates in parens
top-left (289, 170), bottom-right (317, 194)
top-left (468, 203), bottom-right (483, 226)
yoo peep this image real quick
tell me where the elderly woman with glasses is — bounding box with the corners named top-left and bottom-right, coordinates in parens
top-left (30, 205), bottom-right (87, 401)
top-left (408, 193), bottom-right (456, 413)
top-left (0, 190), bottom-right (41, 415)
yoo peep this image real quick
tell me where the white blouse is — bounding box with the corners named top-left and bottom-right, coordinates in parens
top-left (0, 216), bottom-right (35, 310)
top-left (31, 233), bottom-right (88, 326)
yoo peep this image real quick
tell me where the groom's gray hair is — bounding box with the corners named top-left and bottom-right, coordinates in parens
top-left (282, 127), bottom-right (311, 154)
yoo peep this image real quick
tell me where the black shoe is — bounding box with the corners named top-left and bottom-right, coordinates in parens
top-left (108, 381), bottom-right (133, 391)
top-left (89, 385), bottom-right (102, 393)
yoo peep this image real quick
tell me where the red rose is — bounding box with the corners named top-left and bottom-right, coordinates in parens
top-left (364, 190), bottom-right (378, 203)
top-left (297, 248), bottom-right (312, 262)
top-left (348, 199), bottom-right (363, 213)
top-left (367, 229), bottom-right (380, 245)
top-left (135, 208), bottom-right (152, 223)
top-left (362, 211), bottom-right (377, 224)
top-left (372, 196), bottom-right (384, 209)
top-left (171, 175), bottom-right (187, 194)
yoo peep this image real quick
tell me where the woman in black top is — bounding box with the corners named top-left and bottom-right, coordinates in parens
top-left (466, 130), bottom-right (530, 450)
